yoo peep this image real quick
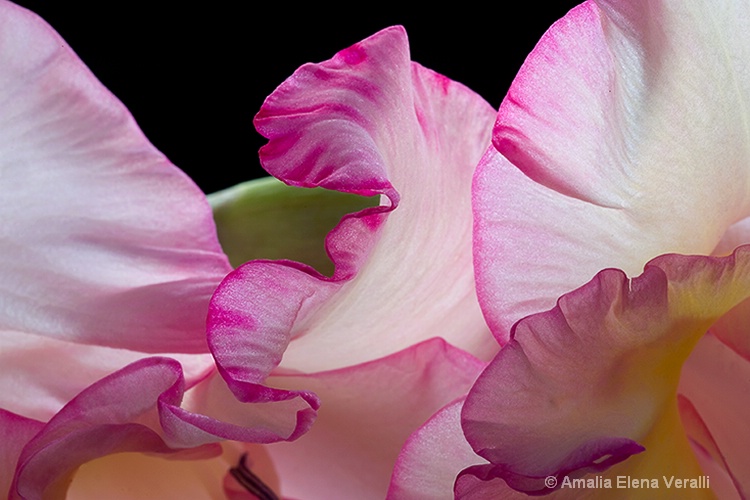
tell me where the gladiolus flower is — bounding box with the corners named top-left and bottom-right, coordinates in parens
top-left (446, 0), bottom-right (750, 498)
top-left (206, 26), bottom-right (498, 499)
top-left (0, 2), bottom-right (317, 497)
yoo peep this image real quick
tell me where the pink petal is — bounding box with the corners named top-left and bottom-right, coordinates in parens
top-left (461, 247), bottom-right (750, 494)
top-left (677, 394), bottom-right (742, 500)
top-left (713, 216), bottom-right (750, 257)
top-left (474, 1), bottom-right (750, 341)
top-left (0, 332), bottom-right (214, 422)
top-left (261, 339), bottom-right (485, 499)
top-left (10, 357), bottom-right (202, 498)
top-left (208, 26), bottom-right (497, 382)
top-left (387, 399), bottom-right (505, 500)
top-left (703, 293), bottom-right (750, 364)
top-left (9, 357), bottom-right (307, 498)
top-left (680, 332), bottom-right (750, 497)
top-left (0, 1), bottom-right (231, 354)
top-left (0, 410), bottom-right (42, 498)
top-left (181, 369), bottom-right (317, 445)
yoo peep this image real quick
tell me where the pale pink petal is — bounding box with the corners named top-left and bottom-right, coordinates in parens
top-left (208, 26), bottom-right (497, 382)
top-left (181, 369), bottom-right (316, 445)
top-left (10, 357), bottom-right (204, 499)
top-left (395, 406), bottom-right (611, 498)
top-left (677, 394), bottom-right (742, 500)
top-left (9, 358), bottom-right (307, 499)
top-left (0, 331), bottom-right (214, 422)
top-left (474, 1), bottom-right (750, 341)
top-left (462, 247), bottom-right (750, 494)
top-left (390, 402), bottom-right (554, 499)
top-left (680, 333), bottom-right (750, 497)
top-left (713, 216), bottom-right (750, 257)
top-left (703, 295), bottom-right (750, 363)
top-left (0, 1), bottom-right (231, 354)
top-left (387, 399), bottom-right (504, 500)
top-left (261, 339), bottom-right (484, 500)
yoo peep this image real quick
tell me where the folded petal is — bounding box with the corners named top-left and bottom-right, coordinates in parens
top-left (0, 1), bottom-right (231, 353)
top-left (387, 399), bottom-right (503, 500)
top-left (9, 357), bottom-right (307, 498)
top-left (182, 369), bottom-right (316, 445)
top-left (261, 339), bottom-right (485, 500)
top-left (713, 215), bottom-right (750, 258)
top-left (10, 357), bottom-right (199, 498)
top-left (461, 246), bottom-right (750, 494)
top-left (702, 290), bottom-right (750, 365)
top-left (208, 26), bottom-right (497, 381)
top-left (474, 0), bottom-right (750, 340)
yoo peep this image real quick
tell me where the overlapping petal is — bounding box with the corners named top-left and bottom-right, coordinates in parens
top-left (0, 2), bottom-right (320, 494)
top-left (208, 26), bottom-right (497, 383)
top-left (257, 339), bottom-right (484, 499)
top-left (0, 0), bottom-right (235, 427)
top-left (206, 25), bottom-right (499, 497)
top-left (680, 329), bottom-right (750, 496)
top-left (0, 0), bottom-right (231, 352)
top-left (0, 334), bottom-right (215, 423)
top-left (460, 246), bottom-right (750, 496)
top-left (387, 399), bottom-right (508, 500)
top-left (10, 358), bottom-right (213, 498)
top-left (7, 357), bottom-right (312, 498)
top-left (473, 0), bottom-right (750, 341)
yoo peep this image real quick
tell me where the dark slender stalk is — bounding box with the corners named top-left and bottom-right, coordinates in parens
top-left (229, 453), bottom-right (280, 500)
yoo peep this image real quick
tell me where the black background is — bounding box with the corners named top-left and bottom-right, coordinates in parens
top-left (12, 2), bottom-right (581, 194)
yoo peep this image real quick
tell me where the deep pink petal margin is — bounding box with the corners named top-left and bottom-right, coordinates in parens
top-left (208, 25), bottom-right (495, 400)
top-left (8, 357), bottom-right (315, 498)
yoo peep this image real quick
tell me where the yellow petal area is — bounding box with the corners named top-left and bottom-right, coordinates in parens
top-left (568, 248), bottom-right (750, 497)
top-left (656, 248), bottom-right (750, 322)
top-left (66, 443), bottom-right (278, 500)
top-left (582, 402), bottom-right (714, 500)
top-left (460, 246), bottom-right (750, 498)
